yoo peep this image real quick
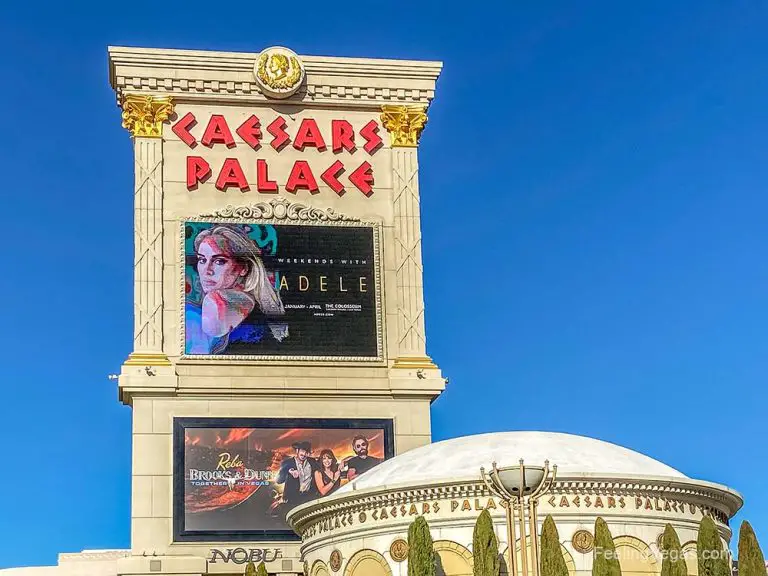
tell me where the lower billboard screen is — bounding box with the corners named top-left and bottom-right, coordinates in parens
top-left (174, 418), bottom-right (394, 541)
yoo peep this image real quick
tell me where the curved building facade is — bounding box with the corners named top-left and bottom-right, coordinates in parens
top-left (288, 432), bottom-right (741, 576)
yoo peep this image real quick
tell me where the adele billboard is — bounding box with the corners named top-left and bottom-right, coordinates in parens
top-left (182, 220), bottom-right (381, 360)
top-left (173, 417), bottom-right (394, 541)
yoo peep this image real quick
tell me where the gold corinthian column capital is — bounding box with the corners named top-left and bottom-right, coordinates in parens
top-left (380, 105), bottom-right (428, 147)
top-left (120, 94), bottom-right (175, 138)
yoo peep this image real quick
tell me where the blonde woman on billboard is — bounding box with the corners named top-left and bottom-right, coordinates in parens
top-left (186, 224), bottom-right (287, 354)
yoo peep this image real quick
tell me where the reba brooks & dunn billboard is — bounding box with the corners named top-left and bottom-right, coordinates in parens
top-left (183, 221), bottom-right (380, 359)
top-left (173, 418), bottom-right (394, 541)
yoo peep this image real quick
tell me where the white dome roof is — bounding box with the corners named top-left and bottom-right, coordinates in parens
top-left (339, 431), bottom-right (685, 494)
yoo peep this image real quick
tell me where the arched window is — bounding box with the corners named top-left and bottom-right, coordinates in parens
top-left (311, 560), bottom-right (331, 576)
top-left (613, 535), bottom-right (659, 576)
top-left (343, 549), bottom-right (392, 576)
top-left (433, 540), bottom-right (474, 576)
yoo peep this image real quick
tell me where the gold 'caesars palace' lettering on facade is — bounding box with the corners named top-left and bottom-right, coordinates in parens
top-left (303, 495), bottom-right (725, 539)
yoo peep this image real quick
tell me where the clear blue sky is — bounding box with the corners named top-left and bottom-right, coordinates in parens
top-left (1, 0), bottom-right (766, 569)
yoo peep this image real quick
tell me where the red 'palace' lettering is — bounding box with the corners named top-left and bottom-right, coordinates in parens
top-left (172, 113), bottom-right (382, 196)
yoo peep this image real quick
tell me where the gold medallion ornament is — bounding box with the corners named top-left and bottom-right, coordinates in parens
top-left (303, 560), bottom-right (309, 576)
top-left (329, 549), bottom-right (342, 572)
top-left (572, 529), bottom-right (595, 553)
top-left (254, 46), bottom-right (304, 99)
top-left (390, 538), bottom-right (409, 562)
top-left (120, 94), bottom-right (175, 138)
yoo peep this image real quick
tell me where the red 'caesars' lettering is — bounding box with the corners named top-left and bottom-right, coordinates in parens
top-left (321, 160), bottom-right (345, 195)
top-left (187, 156), bottom-right (211, 189)
top-left (173, 112), bottom-right (197, 147)
top-left (349, 161), bottom-right (374, 196)
top-left (236, 115), bottom-right (262, 149)
top-left (256, 159), bottom-right (277, 193)
top-left (201, 115), bottom-right (235, 148)
top-left (268, 116), bottom-right (290, 150)
top-left (215, 158), bottom-right (249, 192)
top-left (285, 160), bottom-right (319, 194)
top-left (172, 114), bottom-right (383, 196)
top-left (331, 120), bottom-right (355, 152)
top-left (293, 118), bottom-right (326, 151)
top-left (360, 120), bottom-right (382, 154)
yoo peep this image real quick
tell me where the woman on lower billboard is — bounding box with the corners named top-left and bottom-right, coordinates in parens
top-left (314, 449), bottom-right (341, 496)
top-left (185, 224), bottom-right (287, 354)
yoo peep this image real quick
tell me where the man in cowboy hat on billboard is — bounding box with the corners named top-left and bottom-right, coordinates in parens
top-left (276, 440), bottom-right (317, 508)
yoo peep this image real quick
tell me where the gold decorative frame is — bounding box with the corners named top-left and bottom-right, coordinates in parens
top-left (389, 539), bottom-right (408, 562)
top-left (179, 198), bottom-right (385, 363)
top-left (572, 529), bottom-right (595, 553)
top-left (329, 549), bottom-right (342, 572)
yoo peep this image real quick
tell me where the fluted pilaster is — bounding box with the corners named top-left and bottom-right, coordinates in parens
top-left (381, 105), bottom-right (435, 369)
top-left (120, 94), bottom-right (174, 366)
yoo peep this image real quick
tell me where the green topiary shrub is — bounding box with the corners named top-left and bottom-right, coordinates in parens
top-left (408, 515), bottom-right (436, 576)
top-left (738, 522), bottom-right (767, 576)
top-left (244, 561), bottom-right (256, 576)
top-left (473, 509), bottom-right (500, 576)
top-left (540, 515), bottom-right (568, 576)
top-left (697, 516), bottom-right (730, 576)
top-left (660, 524), bottom-right (688, 576)
top-left (593, 517), bottom-right (621, 576)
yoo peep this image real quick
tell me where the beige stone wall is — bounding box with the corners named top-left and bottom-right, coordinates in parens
top-left (109, 46), bottom-right (444, 575)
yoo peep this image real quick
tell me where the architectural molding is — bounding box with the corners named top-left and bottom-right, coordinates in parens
top-left (191, 197), bottom-right (362, 224)
top-left (288, 475), bottom-right (742, 536)
top-left (380, 105), bottom-right (428, 148)
top-left (124, 352), bottom-right (171, 367)
top-left (120, 94), bottom-right (174, 138)
top-left (108, 47), bottom-right (441, 109)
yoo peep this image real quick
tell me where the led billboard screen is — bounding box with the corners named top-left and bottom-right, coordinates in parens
top-left (184, 222), bottom-right (379, 359)
top-left (174, 418), bottom-right (394, 541)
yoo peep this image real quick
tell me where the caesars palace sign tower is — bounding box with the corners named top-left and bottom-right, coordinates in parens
top-left (108, 46), bottom-right (443, 575)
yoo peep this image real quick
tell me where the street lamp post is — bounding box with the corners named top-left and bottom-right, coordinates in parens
top-left (481, 460), bottom-right (557, 576)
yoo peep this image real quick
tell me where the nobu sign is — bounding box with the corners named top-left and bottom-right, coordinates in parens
top-left (172, 112), bottom-right (383, 196)
top-left (209, 548), bottom-right (283, 564)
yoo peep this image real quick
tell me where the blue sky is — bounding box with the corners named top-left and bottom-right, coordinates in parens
top-left (1, 0), bottom-right (767, 569)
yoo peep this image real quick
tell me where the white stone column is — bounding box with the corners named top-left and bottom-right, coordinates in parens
top-left (120, 94), bottom-right (174, 367)
top-left (381, 105), bottom-right (436, 369)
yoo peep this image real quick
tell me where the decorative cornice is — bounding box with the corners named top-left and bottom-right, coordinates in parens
top-left (392, 356), bottom-right (437, 369)
top-left (120, 94), bottom-right (174, 138)
top-left (58, 550), bottom-right (130, 562)
top-left (287, 475), bottom-right (743, 534)
top-left (108, 46), bottom-right (441, 108)
top-left (124, 352), bottom-right (172, 366)
top-left (191, 198), bottom-right (361, 223)
top-left (380, 105), bottom-right (428, 147)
